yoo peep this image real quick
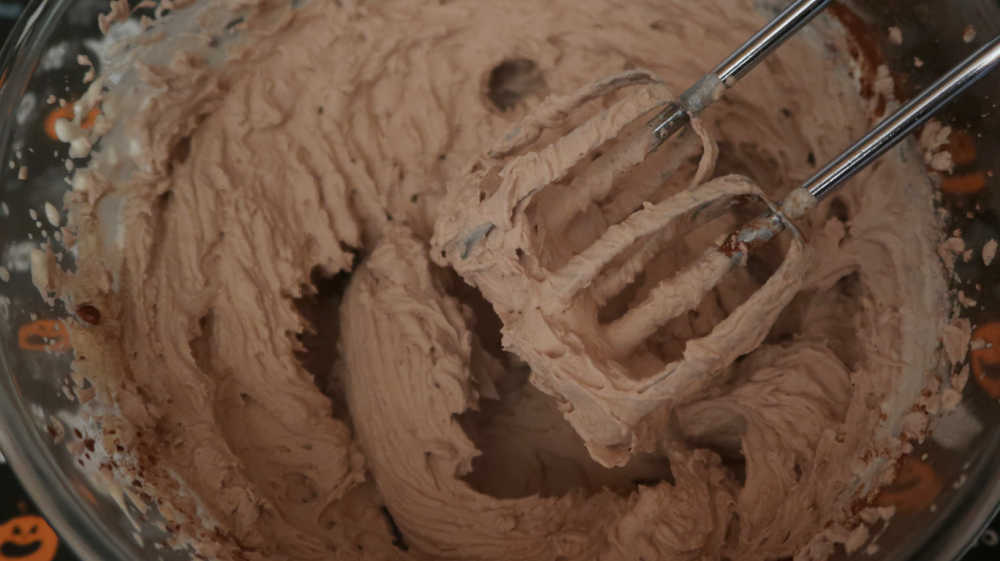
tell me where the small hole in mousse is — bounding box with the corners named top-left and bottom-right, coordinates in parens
top-left (486, 58), bottom-right (546, 112)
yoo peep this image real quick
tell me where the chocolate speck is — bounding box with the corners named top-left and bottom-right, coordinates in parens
top-left (77, 304), bottom-right (101, 325)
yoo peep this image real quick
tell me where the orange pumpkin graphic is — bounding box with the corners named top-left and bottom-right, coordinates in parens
top-left (970, 322), bottom-right (1000, 399)
top-left (16, 320), bottom-right (71, 353)
top-left (0, 515), bottom-right (58, 561)
top-left (874, 456), bottom-right (942, 514)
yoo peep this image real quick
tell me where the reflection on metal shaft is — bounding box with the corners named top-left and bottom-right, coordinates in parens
top-left (714, 0), bottom-right (833, 83)
top-left (805, 36), bottom-right (1000, 202)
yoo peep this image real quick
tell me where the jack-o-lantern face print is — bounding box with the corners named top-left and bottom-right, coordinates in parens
top-left (0, 516), bottom-right (58, 561)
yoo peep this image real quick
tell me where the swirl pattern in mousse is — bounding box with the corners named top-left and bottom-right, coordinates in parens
top-left (43, 0), bottom-right (955, 560)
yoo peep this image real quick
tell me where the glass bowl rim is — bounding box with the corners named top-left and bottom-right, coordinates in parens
top-left (0, 1), bottom-right (144, 561)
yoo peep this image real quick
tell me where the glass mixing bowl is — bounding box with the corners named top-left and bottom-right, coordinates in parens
top-left (0, 1), bottom-right (997, 560)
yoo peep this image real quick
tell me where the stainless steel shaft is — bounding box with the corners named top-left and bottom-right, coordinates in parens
top-left (652, 0), bottom-right (832, 141)
top-left (728, 35), bottom-right (1000, 256)
top-left (802, 35), bottom-right (1000, 202)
